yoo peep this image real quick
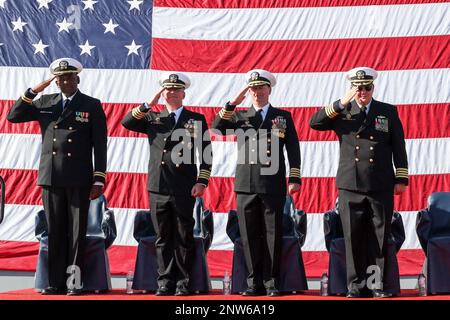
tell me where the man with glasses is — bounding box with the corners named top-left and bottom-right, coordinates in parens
top-left (310, 67), bottom-right (408, 298)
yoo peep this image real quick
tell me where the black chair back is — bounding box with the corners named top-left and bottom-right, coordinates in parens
top-left (416, 192), bottom-right (450, 252)
top-left (34, 195), bottom-right (117, 248)
top-left (133, 210), bottom-right (155, 242)
top-left (193, 197), bottom-right (214, 252)
top-left (429, 192), bottom-right (450, 236)
top-left (391, 211), bottom-right (406, 252)
top-left (226, 196), bottom-right (307, 246)
top-left (226, 210), bottom-right (240, 243)
top-left (35, 209), bottom-right (47, 241)
top-left (323, 209), bottom-right (342, 252)
top-left (324, 207), bottom-right (405, 252)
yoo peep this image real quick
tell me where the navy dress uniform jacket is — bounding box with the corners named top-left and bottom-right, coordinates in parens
top-left (121, 105), bottom-right (212, 195)
top-left (212, 103), bottom-right (301, 195)
top-left (7, 90), bottom-right (107, 187)
top-left (309, 99), bottom-right (408, 192)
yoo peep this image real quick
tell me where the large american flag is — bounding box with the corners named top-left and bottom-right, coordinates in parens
top-left (0, 0), bottom-right (449, 279)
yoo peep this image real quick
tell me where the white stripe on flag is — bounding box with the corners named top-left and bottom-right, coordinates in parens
top-left (1, 67), bottom-right (449, 106)
top-left (153, 3), bottom-right (450, 40)
top-left (0, 134), bottom-right (448, 176)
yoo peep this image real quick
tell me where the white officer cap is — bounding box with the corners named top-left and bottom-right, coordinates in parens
top-left (49, 58), bottom-right (83, 76)
top-left (346, 67), bottom-right (378, 85)
top-left (246, 69), bottom-right (276, 87)
top-left (159, 72), bottom-right (191, 89)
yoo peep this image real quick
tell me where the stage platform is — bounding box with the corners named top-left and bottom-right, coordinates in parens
top-left (1, 289), bottom-right (449, 300)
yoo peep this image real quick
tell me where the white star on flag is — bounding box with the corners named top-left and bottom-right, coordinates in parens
top-left (0, 0), bottom-right (7, 8)
top-left (79, 40), bottom-right (96, 56)
top-left (33, 40), bottom-right (49, 55)
top-left (36, 0), bottom-right (52, 9)
top-left (11, 17), bottom-right (28, 32)
top-left (103, 19), bottom-right (119, 34)
top-left (56, 18), bottom-right (73, 33)
top-left (127, 0), bottom-right (143, 11)
top-left (125, 40), bottom-right (142, 56)
top-left (82, 0), bottom-right (98, 10)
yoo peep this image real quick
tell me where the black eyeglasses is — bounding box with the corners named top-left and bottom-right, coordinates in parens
top-left (353, 84), bottom-right (373, 91)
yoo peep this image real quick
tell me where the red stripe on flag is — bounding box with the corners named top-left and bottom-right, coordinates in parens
top-left (2, 169), bottom-right (448, 213)
top-left (152, 36), bottom-right (450, 73)
top-left (2, 101), bottom-right (448, 141)
top-left (155, 0), bottom-right (448, 9)
top-left (0, 240), bottom-right (425, 277)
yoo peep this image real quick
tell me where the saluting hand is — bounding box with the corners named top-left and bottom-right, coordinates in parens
top-left (229, 86), bottom-right (249, 105)
top-left (148, 87), bottom-right (165, 107)
top-left (340, 87), bottom-right (358, 106)
top-left (32, 77), bottom-right (56, 93)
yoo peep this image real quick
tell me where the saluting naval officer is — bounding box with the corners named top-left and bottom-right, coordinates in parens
top-left (212, 69), bottom-right (301, 296)
top-left (7, 58), bottom-right (107, 295)
top-left (121, 72), bottom-right (212, 296)
top-left (310, 67), bottom-right (408, 298)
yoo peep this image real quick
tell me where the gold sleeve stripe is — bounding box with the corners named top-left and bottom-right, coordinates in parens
top-left (325, 105), bottom-right (338, 118)
top-left (395, 168), bottom-right (408, 178)
top-left (289, 168), bottom-right (301, 178)
top-left (219, 108), bottom-right (233, 120)
top-left (94, 172), bottom-right (106, 178)
top-left (21, 95), bottom-right (33, 104)
top-left (132, 107), bottom-right (146, 120)
top-left (198, 170), bottom-right (211, 179)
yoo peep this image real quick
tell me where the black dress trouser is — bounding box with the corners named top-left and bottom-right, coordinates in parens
top-left (338, 189), bottom-right (394, 292)
top-left (236, 192), bottom-right (285, 290)
top-left (42, 186), bottom-right (91, 290)
top-left (149, 192), bottom-right (196, 289)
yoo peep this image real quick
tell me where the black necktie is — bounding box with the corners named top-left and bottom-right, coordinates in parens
top-left (254, 109), bottom-right (263, 128)
top-left (63, 99), bottom-right (70, 111)
top-left (360, 106), bottom-right (367, 120)
top-left (168, 112), bottom-right (176, 129)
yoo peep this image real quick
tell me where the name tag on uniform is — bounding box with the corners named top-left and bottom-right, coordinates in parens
top-left (75, 112), bottom-right (89, 123)
top-left (374, 116), bottom-right (388, 132)
top-left (40, 111), bottom-right (52, 114)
